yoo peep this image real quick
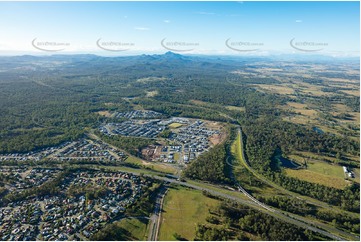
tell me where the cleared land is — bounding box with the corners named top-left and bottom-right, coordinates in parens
top-left (168, 122), bottom-right (184, 129)
top-left (189, 99), bottom-right (212, 106)
top-left (225, 105), bottom-right (245, 112)
top-left (307, 161), bottom-right (345, 179)
top-left (285, 154), bottom-right (348, 189)
top-left (136, 77), bottom-right (167, 83)
top-left (97, 110), bottom-right (113, 117)
top-left (158, 187), bottom-right (221, 241)
top-left (340, 89), bottom-right (360, 96)
top-left (146, 90), bottom-right (158, 97)
top-left (253, 84), bottom-right (295, 95)
top-left (125, 156), bottom-right (177, 174)
top-left (285, 168), bottom-right (348, 189)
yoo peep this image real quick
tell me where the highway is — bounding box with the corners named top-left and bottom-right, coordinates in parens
top-left (90, 128), bottom-right (359, 241)
top-left (88, 162), bottom-right (355, 241)
top-left (234, 126), bottom-right (359, 241)
top-left (155, 176), bottom-right (346, 241)
top-left (236, 126), bottom-right (339, 211)
top-left (226, 155), bottom-right (275, 212)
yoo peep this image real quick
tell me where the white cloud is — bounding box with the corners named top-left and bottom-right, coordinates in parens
top-left (134, 27), bottom-right (150, 31)
top-left (163, 20), bottom-right (170, 23)
top-left (295, 20), bottom-right (303, 23)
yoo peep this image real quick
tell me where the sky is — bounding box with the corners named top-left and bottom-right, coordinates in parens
top-left (0, 1), bottom-right (359, 56)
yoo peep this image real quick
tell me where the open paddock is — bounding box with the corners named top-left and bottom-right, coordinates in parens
top-left (125, 156), bottom-right (177, 174)
top-left (285, 168), bottom-right (348, 189)
top-left (253, 84), bottom-right (295, 95)
top-left (158, 187), bottom-right (220, 241)
top-left (168, 122), bottom-right (184, 129)
top-left (340, 89), bottom-right (360, 97)
top-left (225, 105), bottom-right (246, 112)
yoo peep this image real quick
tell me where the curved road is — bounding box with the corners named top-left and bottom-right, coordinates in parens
top-left (237, 126), bottom-right (338, 210)
top-left (235, 126), bottom-right (359, 241)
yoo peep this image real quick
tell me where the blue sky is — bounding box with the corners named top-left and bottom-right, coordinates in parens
top-left (0, 1), bottom-right (359, 56)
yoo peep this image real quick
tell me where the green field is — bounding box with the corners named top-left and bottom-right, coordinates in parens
top-left (285, 161), bottom-right (348, 189)
top-left (225, 105), bottom-right (246, 112)
top-left (168, 122), bottom-right (184, 129)
top-left (116, 218), bottom-right (149, 240)
top-left (307, 161), bottom-right (345, 179)
top-left (125, 155), bottom-right (144, 164)
top-left (125, 156), bottom-right (177, 174)
top-left (158, 187), bottom-right (221, 241)
top-left (173, 152), bottom-right (180, 161)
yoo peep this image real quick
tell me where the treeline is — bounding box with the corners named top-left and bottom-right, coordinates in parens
top-left (268, 172), bottom-right (360, 212)
top-left (316, 209), bottom-right (360, 234)
top-left (195, 201), bottom-right (328, 241)
top-left (184, 144), bottom-right (230, 183)
top-left (257, 195), bottom-right (316, 216)
top-left (257, 195), bottom-right (360, 234)
top-left (95, 131), bottom-right (156, 156)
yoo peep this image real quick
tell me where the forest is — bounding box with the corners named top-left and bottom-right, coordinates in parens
top-left (184, 144), bottom-right (229, 183)
top-left (194, 200), bottom-right (328, 241)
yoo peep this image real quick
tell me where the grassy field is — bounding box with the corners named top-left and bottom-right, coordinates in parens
top-left (285, 169), bottom-right (347, 189)
top-left (225, 105), bottom-right (245, 112)
top-left (168, 122), bottom-right (184, 129)
top-left (146, 90), bottom-right (158, 97)
top-left (173, 152), bottom-right (180, 161)
top-left (97, 110), bottom-right (113, 117)
top-left (285, 165), bottom-right (348, 190)
top-left (136, 77), bottom-right (166, 83)
top-left (158, 187), bottom-right (221, 241)
top-left (253, 84), bottom-right (295, 95)
top-left (284, 154), bottom-right (347, 189)
top-left (307, 161), bottom-right (345, 179)
top-left (340, 89), bottom-right (360, 96)
top-left (125, 156), bottom-right (177, 174)
top-left (116, 218), bottom-right (149, 240)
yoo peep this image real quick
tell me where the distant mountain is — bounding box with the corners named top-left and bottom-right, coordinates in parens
top-left (0, 52), bottom-right (358, 79)
top-left (163, 51), bottom-right (184, 58)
